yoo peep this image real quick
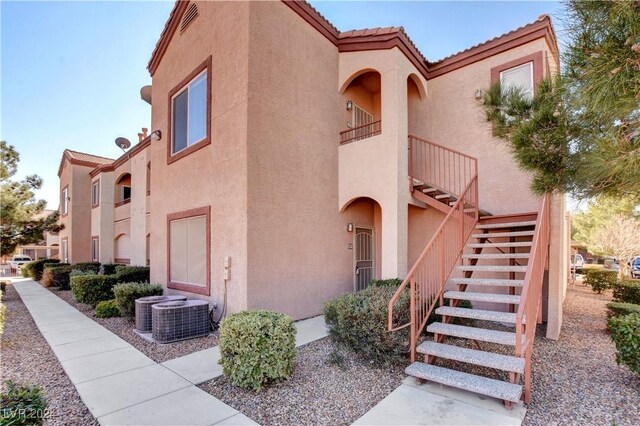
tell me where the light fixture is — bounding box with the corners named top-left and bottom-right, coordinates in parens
top-left (346, 100), bottom-right (353, 111)
top-left (151, 130), bottom-right (162, 141)
top-left (474, 89), bottom-right (484, 100)
top-left (66, 196), bottom-right (71, 201)
top-left (347, 222), bottom-right (354, 232)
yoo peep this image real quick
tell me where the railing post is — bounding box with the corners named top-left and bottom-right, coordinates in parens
top-left (408, 137), bottom-right (414, 191)
top-left (410, 277), bottom-right (416, 363)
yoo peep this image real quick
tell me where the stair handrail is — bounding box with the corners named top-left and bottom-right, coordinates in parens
top-left (515, 193), bottom-right (551, 403)
top-left (388, 174), bottom-right (479, 362)
top-left (408, 135), bottom-right (478, 198)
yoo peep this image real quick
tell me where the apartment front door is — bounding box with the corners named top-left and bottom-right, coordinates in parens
top-left (354, 227), bottom-right (374, 291)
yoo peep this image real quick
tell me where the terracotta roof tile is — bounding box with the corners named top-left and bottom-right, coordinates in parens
top-left (65, 150), bottom-right (114, 165)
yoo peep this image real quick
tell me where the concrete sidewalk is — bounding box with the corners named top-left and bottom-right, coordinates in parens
top-left (12, 279), bottom-right (255, 426)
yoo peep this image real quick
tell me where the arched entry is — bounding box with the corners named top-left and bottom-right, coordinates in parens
top-left (114, 233), bottom-right (130, 264)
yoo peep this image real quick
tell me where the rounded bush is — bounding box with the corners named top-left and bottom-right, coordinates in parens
top-left (584, 269), bottom-right (617, 294)
top-left (70, 275), bottom-right (118, 306)
top-left (41, 265), bottom-right (72, 288)
top-left (218, 310), bottom-right (296, 391)
top-left (113, 283), bottom-right (163, 317)
top-left (96, 299), bottom-right (121, 318)
top-left (114, 266), bottom-right (150, 283)
top-left (607, 302), bottom-right (640, 318)
top-left (71, 262), bottom-right (101, 274)
top-left (608, 313), bottom-right (640, 374)
top-left (612, 280), bottom-right (640, 304)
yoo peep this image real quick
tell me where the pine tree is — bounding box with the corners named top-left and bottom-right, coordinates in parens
top-left (482, 0), bottom-right (640, 200)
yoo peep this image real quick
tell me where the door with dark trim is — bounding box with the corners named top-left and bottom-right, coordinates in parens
top-left (354, 227), bottom-right (374, 291)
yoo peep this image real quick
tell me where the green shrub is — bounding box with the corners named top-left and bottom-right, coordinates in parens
top-left (219, 310), bottom-right (296, 391)
top-left (612, 280), bottom-right (640, 304)
top-left (21, 263), bottom-right (33, 278)
top-left (607, 302), bottom-right (640, 317)
top-left (41, 263), bottom-right (69, 287)
top-left (369, 278), bottom-right (403, 288)
top-left (100, 263), bottom-right (124, 275)
top-left (324, 286), bottom-right (411, 363)
top-left (0, 281), bottom-right (7, 295)
top-left (70, 274), bottom-right (118, 306)
top-left (70, 269), bottom-right (96, 278)
top-left (71, 262), bottom-right (101, 274)
top-left (607, 313), bottom-right (640, 374)
top-left (42, 265), bottom-right (74, 290)
top-left (0, 294), bottom-right (5, 335)
top-left (23, 258), bottom-right (60, 281)
top-left (113, 283), bottom-right (163, 317)
top-left (95, 299), bottom-right (121, 318)
top-left (584, 269), bottom-right (617, 294)
top-left (115, 266), bottom-right (150, 283)
top-left (0, 380), bottom-right (48, 425)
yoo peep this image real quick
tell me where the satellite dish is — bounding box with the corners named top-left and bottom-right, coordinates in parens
top-left (115, 137), bottom-right (131, 152)
top-left (140, 85), bottom-right (152, 105)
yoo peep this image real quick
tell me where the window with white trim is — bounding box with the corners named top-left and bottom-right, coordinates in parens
top-left (169, 215), bottom-right (206, 286)
top-left (172, 70), bottom-right (207, 154)
top-left (91, 237), bottom-right (99, 262)
top-left (500, 62), bottom-right (534, 99)
top-left (61, 187), bottom-right (68, 215)
top-left (91, 181), bottom-right (100, 207)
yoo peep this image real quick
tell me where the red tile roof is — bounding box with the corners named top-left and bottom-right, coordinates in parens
top-left (65, 150), bottom-right (114, 165)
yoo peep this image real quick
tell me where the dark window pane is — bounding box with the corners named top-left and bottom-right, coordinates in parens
top-left (172, 90), bottom-right (189, 153)
top-left (123, 186), bottom-right (131, 200)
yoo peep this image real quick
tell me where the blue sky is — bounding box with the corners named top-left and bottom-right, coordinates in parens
top-left (1, 1), bottom-right (562, 209)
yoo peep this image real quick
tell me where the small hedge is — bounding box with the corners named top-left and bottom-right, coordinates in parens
top-left (0, 380), bottom-right (48, 425)
top-left (95, 299), bottom-right (121, 318)
top-left (113, 283), bottom-right (163, 317)
top-left (584, 269), bottom-right (617, 294)
top-left (100, 263), bottom-right (124, 275)
top-left (607, 313), bottom-right (640, 374)
top-left (41, 265), bottom-right (73, 289)
top-left (369, 278), bottom-right (403, 288)
top-left (607, 302), bottom-right (640, 318)
top-left (324, 286), bottom-right (411, 363)
top-left (70, 275), bottom-right (118, 306)
top-left (22, 259), bottom-right (60, 281)
top-left (115, 266), bottom-right (150, 283)
top-left (71, 262), bottom-right (101, 274)
top-left (612, 280), bottom-right (640, 304)
top-left (219, 310), bottom-right (296, 391)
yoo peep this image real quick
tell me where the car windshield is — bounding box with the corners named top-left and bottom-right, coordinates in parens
top-left (634, 258), bottom-right (640, 266)
top-left (14, 256), bottom-right (30, 261)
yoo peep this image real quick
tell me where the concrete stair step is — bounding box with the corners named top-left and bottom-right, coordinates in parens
top-left (468, 242), bottom-right (532, 248)
top-left (451, 278), bottom-right (524, 287)
top-left (457, 265), bottom-right (528, 273)
top-left (462, 253), bottom-right (530, 260)
top-left (427, 322), bottom-right (523, 346)
top-left (444, 291), bottom-right (521, 305)
top-left (472, 231), bottom-right (535, 238)
top-left (405, 362), bottom-right (523, 403)
top-left (435, 306), bottom-right (523, 323)
top-left (476, 221), bottom-right (536, 229)
top-left (416, 341), bottom-right (525, 374)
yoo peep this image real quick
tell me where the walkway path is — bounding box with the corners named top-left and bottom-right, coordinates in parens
top-left (13, 279), bottom-right (328, 425)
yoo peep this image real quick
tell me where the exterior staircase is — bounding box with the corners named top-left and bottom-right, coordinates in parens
top-left (389, 135), bottom-right (551, 407)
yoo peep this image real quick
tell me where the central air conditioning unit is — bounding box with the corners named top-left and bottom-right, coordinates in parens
top-left (152, 300), bottom-right (210, 343)
top-left (135, 295), bottom-right (187, 332)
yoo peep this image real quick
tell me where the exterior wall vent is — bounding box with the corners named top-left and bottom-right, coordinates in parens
top-left (152, 300), bottom-right (210, 343)
top-left (180, 3), bottom-right (199, 33)
top-left (135, 295), bottom-right (187, 332)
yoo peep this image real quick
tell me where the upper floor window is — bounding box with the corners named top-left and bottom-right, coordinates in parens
top-left (91, 180), bottom-right (100, 207)
top-left (172, 70), bottom-right (207, 154)
top-left (61, 186), bottom-right (69, 215)
top-left (500, 62), bottom-right (533, 99)
top-left (115, 173), bottom-right (132, 206)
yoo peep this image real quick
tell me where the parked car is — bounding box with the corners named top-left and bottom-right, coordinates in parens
top-left (630, 257), bottom-right (640, 279)
top-left (570, 254), bottom-right (584, 273)
top-left (9, 255), bottom-right (32, 273)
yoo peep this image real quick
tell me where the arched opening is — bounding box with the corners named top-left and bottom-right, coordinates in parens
top-left (407, 74), bottom-right (424, 136)
top-left (114, 233), bottom-right (130, 264)
top-left (340, 70), bottom-right (382, 144)
top-left (342, 196), bottom-right (383, 291)
top-left (115, 173), bottom-right (132, 205)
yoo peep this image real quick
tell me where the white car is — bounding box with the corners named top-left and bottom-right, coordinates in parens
top-left (570, 254), bottom-right (584, 273)
top-left (10, 255), bottom-right (32, 272)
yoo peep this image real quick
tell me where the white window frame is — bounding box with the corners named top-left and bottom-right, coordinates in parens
top-left (62, 187), bottom-right (68, 215)
top-left (499, 61), bottom-right (534, 99)
top-left (91, 181), bottom-right (99, 207)
top-left (171, 69), bottom-right (208, 155)
top-left (91, 237), bottom-right (99, 262)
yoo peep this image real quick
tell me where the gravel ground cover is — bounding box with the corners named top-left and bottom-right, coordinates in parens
top-left (200, 338), bottom-right (405, 425)
top-left (49, 288), bottom-right (218, 363)
top-left (1, 283), bottom-right (97, 426)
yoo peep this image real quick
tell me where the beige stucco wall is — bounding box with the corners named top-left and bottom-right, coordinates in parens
top-left (129, 148), bottom-right (149, 266)
top-left (58, 161), bottom-right (93, 264)
top-left (149, 1), bottom-right (251, 309)
top-left (91, 171), bottom-right (115, 263)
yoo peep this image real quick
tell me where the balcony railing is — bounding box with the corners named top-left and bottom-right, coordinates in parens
top-left (339, 120), bottom-right (381, 145)
top-left (115, 198), bottom-right (131, 208)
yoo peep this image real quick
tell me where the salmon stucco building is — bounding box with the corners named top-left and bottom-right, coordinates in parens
top-left (57, 0), bottom-right (569, 404)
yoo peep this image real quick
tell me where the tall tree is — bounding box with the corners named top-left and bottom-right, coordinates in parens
top-left (0, 141), bottom-right (63, 256)
top-left (482, 0), bottom-right (640, 200)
